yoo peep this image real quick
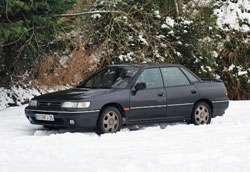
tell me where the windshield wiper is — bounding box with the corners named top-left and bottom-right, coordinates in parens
top-left (76, 85), bottom-right (113, 89)
top-left (76, 85), bottom-right (90, 89)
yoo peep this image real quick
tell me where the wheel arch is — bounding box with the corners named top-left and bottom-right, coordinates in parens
top-left (193, 99), bottom-right (213, 115)
top-left (99, 103), bottom-right (126, 119)
top-left (96, 103), bottom-right (125, 134)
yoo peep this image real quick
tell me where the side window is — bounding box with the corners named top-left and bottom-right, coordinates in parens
top-left (180, 67), bottom-right (199, 83)
top-left (160, 67), bottom-right (190, 87)
top-left (135, 68), bottom-right (163, 89)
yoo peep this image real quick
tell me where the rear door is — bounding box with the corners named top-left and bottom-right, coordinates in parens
top-left (129, 68), bottom-right (167, 122)
top-left (160, 67), bottom-right (199, 120)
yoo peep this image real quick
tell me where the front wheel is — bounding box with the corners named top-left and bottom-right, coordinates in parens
top-left (96, 106), bottom-right (122, 134)
top-left (192, 102), bottom-right (212, 125)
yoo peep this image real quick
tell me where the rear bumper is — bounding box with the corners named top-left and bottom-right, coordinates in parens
top-left (25, 108), bottom-right (100, 129)
top-left (212, 100), bottom-right (229, 117)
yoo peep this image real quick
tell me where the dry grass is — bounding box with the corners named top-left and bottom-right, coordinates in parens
top-left (37, 37), bottom-right (99, 88)
top-left (36, 0), bottom-right (99, 89)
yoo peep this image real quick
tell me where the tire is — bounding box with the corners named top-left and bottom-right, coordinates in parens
top-left (191, 102), bottom-right (212, 125)
top-left (96, 106), bottom-right (122, 134)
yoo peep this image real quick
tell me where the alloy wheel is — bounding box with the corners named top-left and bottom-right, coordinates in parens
top-left (102, 111), bottom-right (119, 133)
top-left (194, 105), bottom-right (210, 124)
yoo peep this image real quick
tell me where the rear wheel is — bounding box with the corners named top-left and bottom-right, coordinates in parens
top-left (96, 106), bottom-right (122, 134)
top-left (192, 102), bottom-right (212, 125)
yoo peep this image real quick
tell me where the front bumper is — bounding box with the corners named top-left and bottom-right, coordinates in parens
top-left (25, 108), bottom-right (100, 129)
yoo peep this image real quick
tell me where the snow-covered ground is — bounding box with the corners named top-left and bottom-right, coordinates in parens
top-left (0, 101), bottom-right (250, 172)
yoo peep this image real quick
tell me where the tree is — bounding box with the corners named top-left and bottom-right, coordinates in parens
top-left (79, 0), bottom-right (249, 99)
top-left (158, 0), bottom-right (182, 17)
top-left (0, 0), bottom-right (76, 86)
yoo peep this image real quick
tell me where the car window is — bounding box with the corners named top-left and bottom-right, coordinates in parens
top-left (160, 67), bottom-right (190, 87)
top-left (180, 67), bottom-right (199, 83)
top-left (135, 68), bottom-right (163, 89)
top-left (81, 66), bottom-right (139, 89)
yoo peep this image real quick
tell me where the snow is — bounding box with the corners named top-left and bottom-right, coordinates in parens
top-left (182, 20), bottom-right (193, 25)
top-left (161, 17), bottom-right (175, 29)
top-left (0, 87), bottom-right (40, 111)
top-left (168, 30), bottom-right (174, 35)
top-left (59, 55), bottom-right (70, 65)
top-left (160, 43), bottom-right (167, 48)
top-left (214, 0), bottom-right (250, 32)
top-left (201, 66), bottom-right (206, 72)
top-left (165, 17), bottom-right (175, 27)
top-left (213, 51), bottom-right (218, 58)
top-left (227, 64), bottom-right (249, 76)
top-left (138, 35), bottom-right (148, 45)
top-left (156, 35), bottom-right (166, 39)
top-left (119, 52), bottom-right (134, 61)
top-left (154, 10), bottom-right (161, 18)
top-left (0, 101), bottom-right (250, 172)
top-left (91, 14), bottom-right (102, 19)
top-left (161, 24), bottom-right (168, 29)
top-left (189, 0), bottom-right (213, 7)
top-left (0, 86), bottom-right (69, 111)
top-left (187, 0), bottom-right (250, 32)
top-left (238, 71), bottom-right (248, 76)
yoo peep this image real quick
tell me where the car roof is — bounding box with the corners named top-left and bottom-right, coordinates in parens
top-left (107, 63), bottom-right (183, 68)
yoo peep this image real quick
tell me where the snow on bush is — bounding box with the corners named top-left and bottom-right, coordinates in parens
top-left (0, 86), bottom-right (69, 111)
top-left (0, 87), bottom-right (40, 110)
top-left (165, 17), bottom-right (175, 27)
top-left (214, 0), bottom-right (250, 32)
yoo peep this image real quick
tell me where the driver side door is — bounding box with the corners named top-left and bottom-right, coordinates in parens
top-left (129, 68), bottom-right (167, 122)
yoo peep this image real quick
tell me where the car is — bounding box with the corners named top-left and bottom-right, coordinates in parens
top-left (25, 64), bottom-right (229, 134)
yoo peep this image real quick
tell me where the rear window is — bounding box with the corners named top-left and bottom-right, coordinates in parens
top-left (180, 68), bottom-right (199, 83)
top-left (160, 67), bottom-right (190, 87)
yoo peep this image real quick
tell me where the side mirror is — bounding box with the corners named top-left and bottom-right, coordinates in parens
top-left (135, 82), bottom-right (146, 91)
top-left (76, 81), bottom-right (84, 88)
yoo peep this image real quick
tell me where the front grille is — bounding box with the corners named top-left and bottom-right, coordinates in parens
top-left (38, 101), bottom-right (62, 108)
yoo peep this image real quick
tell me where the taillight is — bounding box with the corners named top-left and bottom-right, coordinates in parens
top-left (225, 87), bottom-right (228, 96)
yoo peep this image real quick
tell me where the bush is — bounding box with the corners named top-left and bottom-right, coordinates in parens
top-left (0, 0), bottom-right (76, 86)
top-left (79, 0), bottom-right (249, 99)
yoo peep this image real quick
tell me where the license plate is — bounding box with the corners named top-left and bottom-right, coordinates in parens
top-left (35, 114), bottom-right (54, 121)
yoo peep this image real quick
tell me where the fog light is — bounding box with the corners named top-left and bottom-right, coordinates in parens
top-left (69, 120), bottom-right (75, 125)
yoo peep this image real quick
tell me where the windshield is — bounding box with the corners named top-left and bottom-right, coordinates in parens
top-left (78, 66), bottom-right (139, 89)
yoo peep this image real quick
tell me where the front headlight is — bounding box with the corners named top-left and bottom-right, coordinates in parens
top-left (29, 100), bottom-right (37, 107)
top-left (61, 101), bottom-right (91, 108)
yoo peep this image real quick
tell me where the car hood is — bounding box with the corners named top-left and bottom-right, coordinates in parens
top-left (34, 88), bottom-right (116, 101)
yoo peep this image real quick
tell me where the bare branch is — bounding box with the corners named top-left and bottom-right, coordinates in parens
top-left (0, 28), bottom-right (33, 47)
top-left (53, 10), bottom-right (119, 17)
top-left (5, 0), bottom-right (12, 22)
top-left (0, 32), bottom-right (25, 47)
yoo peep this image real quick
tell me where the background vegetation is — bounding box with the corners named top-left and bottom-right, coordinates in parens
top-left (0, 0), bottom-right (249, 100)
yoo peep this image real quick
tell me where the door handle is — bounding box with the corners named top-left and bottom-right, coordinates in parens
top-left (191, 90), bottom-right (197, 94)
top-left (157, 92), bottom-right (164, 96)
